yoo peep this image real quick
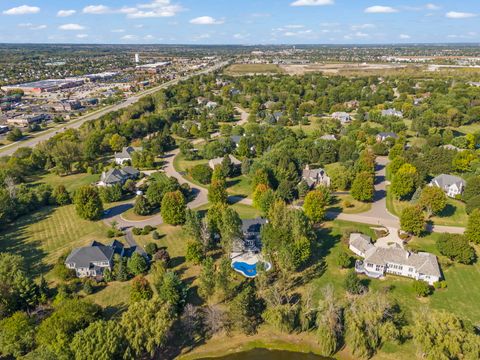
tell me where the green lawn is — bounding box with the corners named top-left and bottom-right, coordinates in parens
top-left (329, 193), bottom-right (372, 214)
top-left (226, 175), bottom-right (252, 198)
top-left (0, 205), bottom-right (109, 277)
top-left (194, 202), bottom-right (261, 219)
top-left (33, 172), bottom-right (100, 192)
top-left (386, 188), bottom-right (468, 227)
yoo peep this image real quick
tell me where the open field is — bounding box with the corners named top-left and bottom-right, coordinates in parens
top-left (281, 62), bottom-right (416, 76)
top-left (33, 172), bottom-right (100, 192)
top-left (224, 64), bottom-right (284, 75)
top-left (329, 193), bottom-right (372, 214)
top-left (0, 205), bottom-right (109, 276)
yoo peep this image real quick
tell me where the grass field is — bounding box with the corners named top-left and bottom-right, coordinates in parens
top-left (34, 172), bottom-right (100, 192)
top-left (329, 193), bottom-right (372, 214)
top-left (386, 188), bottom-right (468, 227)
top-left (226, 175), bottom-right (252, 198)
top-left (224, 63), bottom-right (283, 75)
top-left (0, 205), bottom-right (109, 276)
top-left (194, 202), bottom-right (261, 219)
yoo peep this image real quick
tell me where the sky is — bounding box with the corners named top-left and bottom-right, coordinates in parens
top-left (0, 0), bottom-right (479, 44)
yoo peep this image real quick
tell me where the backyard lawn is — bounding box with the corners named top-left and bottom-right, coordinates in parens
top-left (226, 175), bottom-right (252, 198)
top-left (195, 202), bottom-right (261, 219)
top-left (0, 205), bottom-right (109, 277)
top-left (33, 172), bottom-right (100, 192)
top-left (329, 193), bottom-right (372, 214)
top-left (386, 188), bottom-right (468, 227)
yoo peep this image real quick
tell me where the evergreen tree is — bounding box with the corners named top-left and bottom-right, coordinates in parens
top-left (161, 191), bottom-right (186, 225)
top-left (74, 185), bottom-right (104, 221)
top-left (351, 172), bottom-right (374, 202)
top-left (198, 257), bottom-right (216, 301)
top-left (133, 195), bottom-right (152, 216)
top-left (208, 179), bottom-right (228, 205)
top-left (465, 208), bottom-right (480, 244)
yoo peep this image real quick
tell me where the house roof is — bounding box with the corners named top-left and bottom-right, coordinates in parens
top-left (114, 146), bottom-right (140, 160)
top-left (320, 134), bottom-right (336, 141)
top-left (101, 167), bottom-right (139, 184)
top-left (231, 135), bottom-right (242, 145)
top-left (364, 247), bottom-right (441, 278)
top-left (208, 154), bottom-right (242, 168)
top-left (349, 233), bottom-right (374, 254)
top-left (65, 240), bottom-right (122, 269)
top-left (242, 218), bottom-right (268, 234)
top-left (377, 132), bottom-right (398, 139)
top-left (431, 174), bottom-right (465, 189)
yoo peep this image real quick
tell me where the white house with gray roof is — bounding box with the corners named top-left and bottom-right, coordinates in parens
top-left (350, 234), bottom-right (441, 285)
top-left (98, 166), bottom-right (140, 187)
top-left (429, 174), bottom-right (466, 198)
top-left (114, 146), bottom-right (141, 165)
top-left (331, 111), bottom-right (351, 125)
top-left (301, 165), bottom-right (331, 188)
top-left (208, 155), bottom-right (242, 170)
top-left (381, 108), bottom-right (403, 118)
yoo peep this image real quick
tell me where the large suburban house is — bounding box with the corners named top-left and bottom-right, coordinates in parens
top-left (381, 108), bottom-right (403, 118)
top-left (349, 233), bottom-right (441, 285)
top-left (376, 132), bottom-right (398, 142)
top-left (65, 240), bottom-right (142, 278)
top-left (331, 111), bottom-right (351, 125)
top-left (301, 165), bottom-right (331, 188)
top-left (231, 218), bottom-right (268, 258)
top-left (114, 146), bottom-right (141, 165)
top-left (208, 154), bottom-right (242, 170)
top-left (98, 167), bottom-right (140, 187)
top-left (429, 174), bottom-right (466, 198)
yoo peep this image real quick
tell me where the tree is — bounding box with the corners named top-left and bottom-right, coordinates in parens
top-left (436, 233), bottom-right (476, 265)
top-left (316, 285), bottom-right (342, 356)
top-left (154, 271), bottom-right (186, 312)
top-left (345, 292), bottom-right (401, 359)
top-left (144, 242), bottom-right (158, 256)
top-left (188, 164), bottom-right (212, 185)
top-left (412, 309), bottom-right (480, 360)
top-left (99, 184), bottom-right (123, 203)
top-left (133, 195), bottom-right (152, 216)
top-left (74, 185), bottom-right (104, 221)
top-left (70, 320), bottom-right (128, 360)
top-left (185, 241), bottom-right (205, 265)
top-left (412, 280), bottom-right (431, 297)
top-left (252, 184), bottom-right (275, 216)
top-left (53, 185), bottom-right (71, 206)
top-left (208, 179), bottom-right (228, 204)
top-left (161, 191), bottom-right (186, 225)
top-left (130, 276), bottom-right (153, 303)
top-left (6, 128), bottom-right (23, 142)
top-left (0, 311), bottom-right (35, 357)
top-left (36, 299), bottom-right (101, 358)
top-left (344, 269), bottom-right (364, 295)
top-left (463, 176), bottom-right (480, 201)
top-left (400, 206), bottom-right (425, 235)
top-left (418, 186), bottom-right (447, 217)
top-left (335, 250), bottom-right (352, 268)
top-left (303, 188), bottom-right (330, 223)
top-left (198, 257), bottom-right (216, 301)
top-left (229, 285), bottom-right (262, 335)
top-left (219, 207), bottom-right (242, 254)
top-left (465, 208), bottom-right (480, 244)
top-left (109, 134), bottom-right (127, 152)
top-left (391, 163), bottom-right (417, 200)
top-left (127, 253), bottom-right (149, 275)
top-left (351, 172), bottom-right (374, 202)
top-left (221, 155), bottom-right (233, 178)
top-left (120, 297), bottom-right (175, 358)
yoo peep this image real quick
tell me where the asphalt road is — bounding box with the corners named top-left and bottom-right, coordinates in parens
top-left (0, 60), bottom-right (230, 157)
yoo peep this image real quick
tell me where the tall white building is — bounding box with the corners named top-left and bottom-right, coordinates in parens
top-left (135, 53), bottom-right (140, 63)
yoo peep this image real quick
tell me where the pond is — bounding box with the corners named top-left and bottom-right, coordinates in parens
top-left (199, 348), bottom-right (330, 360)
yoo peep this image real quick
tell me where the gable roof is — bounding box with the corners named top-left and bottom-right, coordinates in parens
top-left (377, 132), bottom-right (398, 139)
top-left (231, 135), bottom-right (242, 145)
top-left (101, 167), bottom-right (139, 184)
top-left (431, 174), bottom-right (465, 189)
top-left (242, 218), bottom-right (268, 234)
top-left (114, 146), bottom-right (140, 160)
top-left (65, 241), bottom-right (118, 268)
top-left (349, 233), bottom-right (375, 254)
top-left (208, 154), bottom-right (242, 168)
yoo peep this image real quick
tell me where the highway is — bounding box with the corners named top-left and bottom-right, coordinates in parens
top-left (0, 60), bottom-right (230, 157)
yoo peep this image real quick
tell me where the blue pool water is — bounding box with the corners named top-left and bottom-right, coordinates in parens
top-left (232, 261), bottom-right (272, 278)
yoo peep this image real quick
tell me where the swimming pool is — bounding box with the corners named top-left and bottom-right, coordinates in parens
top-left (231, 261), bottom-right (272, 278)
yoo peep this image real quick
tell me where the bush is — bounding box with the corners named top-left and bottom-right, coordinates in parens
top-left (83, 280), bottom-right (95, 295)
top-left (344, 269), bottom-right (365, 294)
top-left (152, 231), bottom-right (160, 240)
top-left (132, 227), bottom-right (142, 236)
top-left (153, 249), bottom-right (171, 265)
top-left (186, 241), bottom-right (205, 265)
top-left (466, 195), bottom-right (480, 214)
top-left (335, 250), bottom-right (352, 268)
top-left (436, 233), bottom-right (476, 265)
top-left (145, 243), bottom-right (158, 256)
top-left (189, 164), bottom-right (213, 185)
top-left (412, 280), bottom-right (431, 297)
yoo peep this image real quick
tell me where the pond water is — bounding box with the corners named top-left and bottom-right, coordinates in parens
top-left (200, 348), bottom-right (330, 360)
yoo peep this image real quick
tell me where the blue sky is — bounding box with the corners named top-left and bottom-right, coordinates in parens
top-left (1, 0), bottom-right (479, 44)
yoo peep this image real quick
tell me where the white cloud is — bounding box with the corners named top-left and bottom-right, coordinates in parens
top-left (128, 0), bottom-right (183, 18)
top-left (399, 34), bottom-right (411, 39)
top-left (3, 5), bottom-right (40, 15)
top-left (233, 33), bottom-right (250, 39)
top-left (291, 0), bottom-right (334, 6)
top-left (425, 3), bottom-right (440, 10)
top-left (76, 34), bottom-right (88, 39)
top-left (283, 29), bottom-right (313, 36)
top-left (285, 24), bottom-right (305, 29)
top-left (144, 34), bottom-right (154, 40)
top-left (83, 5), bottom-right (111, 14)
top-left (190, 16), bottom-right (224, 25)
top-left (59, 23), bottom-right (86, 31)
top-left (351, 23), bottom-right (375, 30)
top-left (121, 34), bottom-right (138, 40)
top-left (365, 6), bottom-right (398, 14)
top-left (445, 11), bottom-right (476, 19)
top-left (18, 23), bottom-right (47, 30)
top-left (111, 29), bottom-right (125, 33)
top-left (57, 9), bottom-right (76, 17)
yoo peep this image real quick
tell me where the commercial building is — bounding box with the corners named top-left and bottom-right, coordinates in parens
top-left (135, 61), bottom-right (171, 73)
top-left (7, 114), bottom-right (46, 127)
top-left (1, 79), bottom-right (84, 95)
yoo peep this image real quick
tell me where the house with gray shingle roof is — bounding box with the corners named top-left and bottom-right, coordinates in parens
top-left (208, 155), bottom-right (242, 170)
top-left (98, 166), bottom-right (140, 187)
top-left (350, 234), bottom-right (441, 285)
top-left (114, 146), bottom-right (142, 165)
top-left (65, 240), bottom-right (128, 278)
top-left (381, 108), bottom-right (403, 118)
top-left (331, 111), bottom-right (351, 125)
top-left (376, 132), bottom-right (398, 142)
top-left (429, 174), bottom-right (466, 198)
top-left (301, 165), bottom-right (331, 188)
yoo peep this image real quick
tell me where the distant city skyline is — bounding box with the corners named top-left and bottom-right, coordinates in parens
top-left (1, 0), bottom-right (479, 44)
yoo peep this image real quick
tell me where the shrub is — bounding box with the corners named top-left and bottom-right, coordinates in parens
top-left (344, 270), bottom-right (365, 294)
top-left (152, 231), bottom-right (160, 240)
top-left (82, 280), bottom-right (94, 295)
top-left (186, 241), bottom-right (205, 265)
top-left (412, 280), bottom-right (431, 297)
top-left (132, 227), bottom-right (142, 236)
top-left (144, 243), bottom-right (158, 256)
top-left (335, 250), bottom-right (352, 268)
top-left (189, 164), bottom-right (213, 185)
top-left (153, 249), bottom-right (171, 265)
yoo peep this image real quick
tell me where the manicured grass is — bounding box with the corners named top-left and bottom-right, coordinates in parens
top-left (34, 172), bottom-right (100, 192)
top-left (0, 205), bottom-right (109, 276)
top-left (226, 175), bottom-right (252, 198)
top-left (173, 152), bottom-right (209, 174)
top-left (133, 223), bottom-right (189, 259)
top-left (87, 280), bottom-right (132, 318)
top-left (121, 207), bottom-right (160, 221)
top-left (224, 64), bottom-right (283, 75)
top-left (456, 123), bottom-right (480, 135)
top-left (194, 203), bottom-right (261, 219)
top-left (386, 188), bottom-right (468, 227)
top-left (329, 193), bottom-right (372, 214)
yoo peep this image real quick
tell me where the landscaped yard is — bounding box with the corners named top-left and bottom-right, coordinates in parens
top-left (329, 193), bottom-right (372, 214)
top-left (33, 172), bottom-right (100, 192)
top-left (194, 202), bottom-right (261, 219)
top-left (226, 175), bottom-right (252, 198)
top-left (386, 188), bottom-right (468, 227)
top-left (0, 205), bottom-right (109, 277)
